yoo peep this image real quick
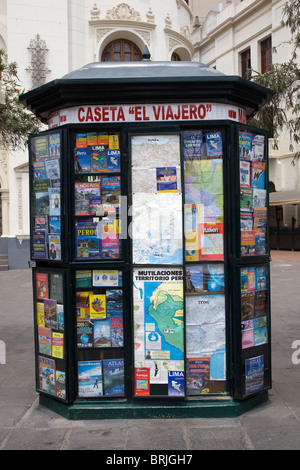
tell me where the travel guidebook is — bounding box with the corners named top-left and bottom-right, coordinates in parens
top-left (186, 357), bottom-right (210, 395)
top-left (75, 222), bottom-right (101, 259)
top-left (103, 359), bottom-right (124, 396)
top-left (78, 361), bottom-right (103, 397)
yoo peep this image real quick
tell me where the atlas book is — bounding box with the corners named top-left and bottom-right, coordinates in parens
top-left (103, 359), bottom-right (124, 396)
top-left (90, 145), bottom-right (107, 172)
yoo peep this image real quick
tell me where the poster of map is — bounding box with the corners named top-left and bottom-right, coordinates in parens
top-left (133, 268), bottom-right (185, 394)
top-left (131, 192), bottom-right (183, 264)
top-left (184, 157), bottom-right (224, 260)
top-left (131, 135), bottom-right (183, 265)
top-left (186, 294), bottom-right (226, 380)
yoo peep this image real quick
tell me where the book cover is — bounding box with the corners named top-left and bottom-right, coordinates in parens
top-left (45, 158), bottom-right (60, 180)
top-left (186, 358), bottom-right (210, 395)
top-left (35, 216), bottom-right (48, 232)
top-left (33, 136), bottom-right (49, 160)
top-left (76, 270), bottom-right (92, 288)
top-left (89, 196), bottom-right (103, 216)
top-left (57, 304), bottom-right (64, 332)
top-left (76, 222), bottom-right (101, 259)
top-left (48, 234), bottom-right (61, 260)
top-left (110, 314), bottom-right (123, 347)
top-left (44, 298), bottom-right (57, 329)
top-left (38, 326), bottom-right (52, 355)
top-left (185, 265), bottom-right (203, 293)
top-left (168, 371), bottom-right (185, 396)
top-left (241, 291), bottom-right (255, 321)
top-left (205, 131), bottom-right (222, 156)
top-left (256, 267), bottom-right (267, 290)
top-left (75, 182), bottom-right (101, 216)
top-left (35, 191), bottom-right (50, 216)
top-left (52, 332), bottom-right (64, 359)
top-left (183, 130), bottom-right (204, 158)
top-left (240, 188), bottom-right (253, 211)
top-left (240, 211), bottom-right (253, 231)
top-left (198, 222), bottom-right (224, 260)
top-left (78, 361), bottom-right (103, 397)
top-left (75, 133), bottom-right (87, 148)
top-left (103, 359), bottom-right (124, 396)
top-left (86, 132), bottom-right (98, 146)
top-left (92, 270), bottom-right (120, 287)
top-left (74, 148), bottom-right (90, 173)
top-left (241, 230), bottom-right (255, 256)
top-left (107, 149), bottom-right (121, 171)
top-left (90, 294), bottom-right (106, 319)
top-left (36, 301), bottom-right (45, 326)
top-left (245, 355), bottom-right (264, 395)
top-left (36, 272), bottom-right (48, 300)
top-left (38, 356), bottom-right (56, 395)
top-left (76, 291), bottom-right (91, 320)
top-left (206, 264), bottom-right (225, 292)
top-left (48, 133), bottom-right (61, 158)
top-left (101, 176), bottom-right (121, 210)
top-left (251, 161), bottom-right (266, 189)
top-left (90, 145), bottom-right (107, 172)
top-left (55, 371), bottom-right (66, 399)
top-left (93, 319), bottom-right (111, 347)
top-left (32, 231), bottom-right (47, 259)
top-left (98, 133), bottom-right (109, 145)
top-left (255, 234), bottom-right (266, 255)
top-left (33, 160), bottom-right (47, 179)
top-left (251, 134), bottom-right (265, 161)
top-left (156, 167), bottom-right (178, 193)
top-left (49, 273), bottom-right (64, 303)
top-left (239, 132), bottom-right (252, 160)
top-left (252, 189), bottom-right (266, 207)
top-left (48, 188), bottom-right (60, 216)
top-left (77, 319), bottom-right (93, 348)
top-left (108, 134), bottom-right (119, 149)
top-left (240, 160), bottom-right (251, 187)
top-left (134, 367), bottom-right (150, 396)
top-left (253, 207), bottom-right (267, 233)
top-left (254, 290), bottom-right (268, 317)
top-left (49, 216), bottom-right (61, 234)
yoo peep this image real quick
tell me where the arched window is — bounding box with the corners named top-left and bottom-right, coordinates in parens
top-left (102, 39), bottom-right (142, 62)
top-left (171, 52), bottom-right (181, 61)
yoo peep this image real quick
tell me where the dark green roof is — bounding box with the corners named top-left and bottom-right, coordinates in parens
top-left (20, 60), bottom-right (272, 123)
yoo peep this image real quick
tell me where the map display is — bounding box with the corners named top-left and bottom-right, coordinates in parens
top-left (133, 268), bottom-right (185, 394)
top-left (131, 135), bottom-right (183, 264)
top-left (184, 157), bottom-right (224, 260)
top-left (186, 294), bottom-right (226, 380)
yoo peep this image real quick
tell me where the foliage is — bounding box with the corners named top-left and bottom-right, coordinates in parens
top-left (0, 49), bottom-right (41, 150)
top-left (248, 0), bottom-right (300, 160)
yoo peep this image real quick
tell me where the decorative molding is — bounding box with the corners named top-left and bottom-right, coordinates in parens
top-left (26, 34), bottom-right (51, 89)
top-left (105, 3), bottom-right (141, 21)
top-left (146, 7), bottom-right (155, 24)
top-left (165, 28), bottom-right (194, 55)
top-left (165, 13), bottom-right (172, 29)
top-left (90, 3), bottom-right (100, 20)
top-left (176, 0), bottom-right (193, 20)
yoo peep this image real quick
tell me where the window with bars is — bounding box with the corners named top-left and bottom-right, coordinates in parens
top-left (101, 40), bottom-right (142, 62)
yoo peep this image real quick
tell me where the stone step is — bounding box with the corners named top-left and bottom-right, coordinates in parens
top-left (0, 255), bottom-right (8, 270)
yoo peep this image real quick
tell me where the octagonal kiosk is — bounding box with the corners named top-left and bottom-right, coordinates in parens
top-left (20, 59), bottom-right (273, 419)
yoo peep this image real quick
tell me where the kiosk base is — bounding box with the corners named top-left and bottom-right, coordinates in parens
top-left (39, 392), bottom-right (268, 420)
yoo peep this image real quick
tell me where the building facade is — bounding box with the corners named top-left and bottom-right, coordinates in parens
top-left (0, 0), bottom-right (298, 268)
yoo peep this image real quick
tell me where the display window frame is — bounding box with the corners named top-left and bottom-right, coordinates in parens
top-left (232, 262), bottom-right (272, 400)
top-left (32, 266), bottom-right (72, 404)
top-left (29, 128), bottom-right (67, 263)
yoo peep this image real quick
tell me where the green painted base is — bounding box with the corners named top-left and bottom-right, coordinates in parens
top-left (39, 391), bottom-right (268, 420)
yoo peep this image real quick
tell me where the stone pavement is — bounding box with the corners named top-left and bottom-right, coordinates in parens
top-left (0, 251), bottom-right (300, 451)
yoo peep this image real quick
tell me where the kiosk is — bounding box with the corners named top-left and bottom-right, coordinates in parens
top-left (20, 58), bottom-right (273, 418)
